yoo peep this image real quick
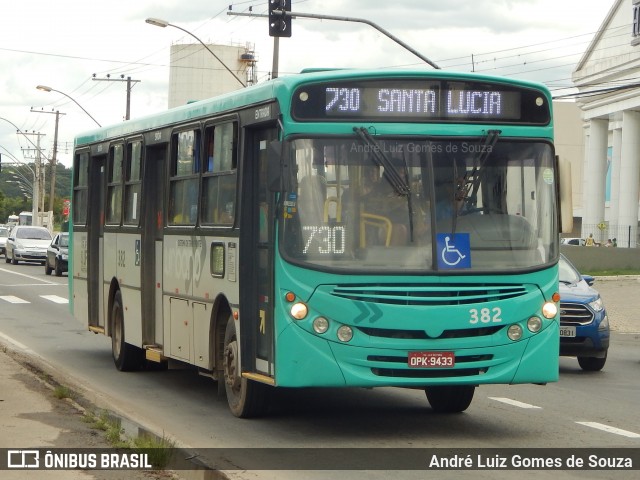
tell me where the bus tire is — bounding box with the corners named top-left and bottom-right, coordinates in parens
top-left (223, 317), bottom-right (269, 418)
top-left (111, 290), bottom-right (143, 372)
top-left (425, 385), bottom-right (475, 413)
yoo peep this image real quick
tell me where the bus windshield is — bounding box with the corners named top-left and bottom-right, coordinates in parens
top-left (281, 136), bottom-right (558, 272)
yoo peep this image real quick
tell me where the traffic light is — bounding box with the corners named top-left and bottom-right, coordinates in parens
top-left (268, 0), bottom-right (291, 37)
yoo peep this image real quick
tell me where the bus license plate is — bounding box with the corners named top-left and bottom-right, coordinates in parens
top-left (559, 326), bottom-right (576, 337)
top-left (408, 351), bottom-right (455, 368)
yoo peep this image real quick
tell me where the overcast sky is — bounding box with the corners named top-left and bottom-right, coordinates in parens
top-left (0, 0), bottom-right (617, 171)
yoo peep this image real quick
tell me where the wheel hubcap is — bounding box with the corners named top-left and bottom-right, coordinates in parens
top-left (223, 340), bottom-right (241, 391)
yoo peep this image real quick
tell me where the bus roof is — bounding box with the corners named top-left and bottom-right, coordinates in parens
top-left (74, 68), bottom-right (552, 146)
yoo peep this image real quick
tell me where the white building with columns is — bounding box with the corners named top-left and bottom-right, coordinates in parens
top-left (572, 0), bottom-right (640, 248)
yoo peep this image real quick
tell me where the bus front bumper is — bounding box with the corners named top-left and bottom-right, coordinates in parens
top-left (275, 320), bottom-right (559, 387)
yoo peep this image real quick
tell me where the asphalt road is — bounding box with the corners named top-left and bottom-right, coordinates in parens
top-left (0, 262), bottom-right (638, 480)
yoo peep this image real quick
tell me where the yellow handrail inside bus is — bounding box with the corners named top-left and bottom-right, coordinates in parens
top-left (360, 213), bottom-right (392, 247)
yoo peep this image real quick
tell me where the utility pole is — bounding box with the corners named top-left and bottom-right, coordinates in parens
top-left (31, 108), bottom-right (65, 211)
top-left (92, 75), bottom-right (141, 120)
top-left (51, 111), bottom-right (59, 212)
top-left (21, 132), bottom-right (45, 226)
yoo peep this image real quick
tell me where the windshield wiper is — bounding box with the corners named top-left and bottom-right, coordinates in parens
top-left (449, 130), bottom-right (500, 238)
top-left (353, 127), bottom-right (410, 196)
top-left (466, 129), bottom-right (501, 207)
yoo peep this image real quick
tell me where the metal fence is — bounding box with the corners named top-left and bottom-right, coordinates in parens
top-left (580, 223), bottom-right (639, 248)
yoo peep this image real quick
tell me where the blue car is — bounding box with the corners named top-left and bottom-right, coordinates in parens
top-left (558, 254), bottom-right (610, 371)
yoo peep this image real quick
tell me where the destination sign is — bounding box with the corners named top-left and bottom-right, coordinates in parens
top-left (291, 79), bottom-right (550, 124)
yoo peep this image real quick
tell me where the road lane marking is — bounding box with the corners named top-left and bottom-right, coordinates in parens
top-left (0, 295), bottom-right (30, 304)
top-left (40, 295), bottom-right (68, 304)
top-left (576, 422), bottom-right (640, 438)
top-left (488, 397), bottom-right (542, 409)
top-left (0, 267), bottom-right (59, 285)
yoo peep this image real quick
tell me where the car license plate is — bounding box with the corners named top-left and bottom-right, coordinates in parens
top-left (408, 351), bottom-right (455, 368)
top-left (559, 326), bottom-right (576, 337)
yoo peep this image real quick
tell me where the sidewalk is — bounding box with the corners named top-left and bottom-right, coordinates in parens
top-left (0, 345), bottom-right (178, 480)
top-left (590, 275), bottom-right (640, 334)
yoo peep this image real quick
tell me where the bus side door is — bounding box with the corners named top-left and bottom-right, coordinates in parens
top-left (239, 125), bottom-right (278, 379)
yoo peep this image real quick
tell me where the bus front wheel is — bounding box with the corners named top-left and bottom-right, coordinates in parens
top-left (223, 317), bottom-right (269, 418)
top-left (425, 385), bottom-right (475, 413)
top-left (111, 290), bottom-right (143, 371)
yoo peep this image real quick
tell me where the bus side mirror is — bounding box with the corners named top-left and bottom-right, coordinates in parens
top-left (267, 140), bottom-right (286, 192)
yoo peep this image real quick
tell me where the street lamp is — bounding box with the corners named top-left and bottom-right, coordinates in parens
top-left (36, 85), bottom-right (101, 127)
top-left (37, 85), bottom-right (99, 213)
top-left (145, 17), bottom-right (246, 87)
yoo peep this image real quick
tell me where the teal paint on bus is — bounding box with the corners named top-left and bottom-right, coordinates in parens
top-left (273, 256), bottom-right (559, 387)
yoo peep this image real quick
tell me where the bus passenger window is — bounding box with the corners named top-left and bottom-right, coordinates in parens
top-left (124, 141), bottom-right (142, 225)
top-left (169, 130), bottom-right (200, 225)
top-left (106, 144), bottom-right (124, 225)
top-left (73, 152), bottom-right (89, 225)
top-left (201, 122), bottom-right (237, 226)
top-left (205, 130), bottom-right (215, 172)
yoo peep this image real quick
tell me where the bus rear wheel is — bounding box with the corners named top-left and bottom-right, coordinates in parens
top-left (223, 317), bottom-right (269, 418)
top-left (425, 385), bottom-right (475, 413)
top-left (111, 290), bottom-right (143, 371)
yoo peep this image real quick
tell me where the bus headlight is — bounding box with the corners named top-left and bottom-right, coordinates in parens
top-left (527, 316), bottom-right (542, 333)
top-left (542, 301), bottom-right (557, 319)
top-left (290, 302), bottom-right (308, 320)
top-left (507, 324), bottom-right (523, 341)
top-left (313, 317), bottom-right (329, 334)
top-left (337, 326), bottom-right (353, 342)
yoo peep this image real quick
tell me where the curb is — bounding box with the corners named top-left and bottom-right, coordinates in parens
top-left (593, 275), bottom-right (640, 281)
top-left (0, 339), bottom-right (228, 480)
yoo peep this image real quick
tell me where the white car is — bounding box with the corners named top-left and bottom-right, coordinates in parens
top-left (0, 225), bottom-right (9, 256)
top-left (561, 237), bottom-right (585, 246)
top-left (5, 225), bottom-right (52, 265)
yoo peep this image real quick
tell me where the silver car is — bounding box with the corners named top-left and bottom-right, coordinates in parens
top-left (5, 225), bottom-right (52, 265)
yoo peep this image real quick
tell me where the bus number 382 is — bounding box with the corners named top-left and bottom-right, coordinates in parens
top-left (469, 307), bottom-right (502, 324)
top-left (302, 225), bottom-right (346, 254)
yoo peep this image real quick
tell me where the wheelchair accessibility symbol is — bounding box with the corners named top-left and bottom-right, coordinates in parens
top-left (436, 233), bottom-right (471, 269)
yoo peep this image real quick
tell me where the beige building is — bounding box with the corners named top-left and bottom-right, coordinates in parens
top-left (554, 101), bottom-right (585, 220)
top-left (168, 43), bottom-right (256, 108)
top-left (572, 0), bottom-right (640, 248)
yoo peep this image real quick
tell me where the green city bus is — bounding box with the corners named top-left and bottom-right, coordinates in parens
top-left (71, 68), bottom-right (572, 417)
